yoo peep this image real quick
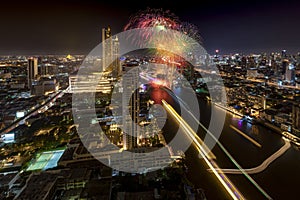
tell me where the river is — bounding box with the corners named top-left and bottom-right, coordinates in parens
top-left (150, 84), bottom-right (300, 199)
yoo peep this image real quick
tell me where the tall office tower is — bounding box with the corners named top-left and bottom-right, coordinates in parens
top-left (286, 63), bottom-right (295, 82)
top-left (27, 57), bottom-right (38, 90)
top-left (102, 26), bottom-right (121, 76)
top-left (122, 68), bottom-right (140, 150)
top-left (112, 36), bottom-right (121, 77)
top-left (102, 26), bottom-right (112, 72)
top-left (292, 104), bottom-right (300, 134)
top-left (241, 56), bottom-right (247, 68)
top-left (281, 59), bottom-right (289, 79)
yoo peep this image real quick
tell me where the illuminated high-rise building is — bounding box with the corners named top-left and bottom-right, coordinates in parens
top-left (285, 63), bottom-right (295, 83)
top-left (102, 26), bottom-right (112, 72)
top-left (112, 36), bottom-right (121, 76)
top-left (281, 59), bottom-right (289, 80)
top-left (122, 68), bottom-right (140, 150)
top-left (27, 57), bottom-right (38, 90)
top-left (102, 26), bottom-right (121, 76)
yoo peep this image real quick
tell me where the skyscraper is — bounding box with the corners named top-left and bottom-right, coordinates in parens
top-left (27, 57), bottom-right (38, 91)
top-left (112, 36), bottom-right (121, 77)
top-left (281, 59), bottom-right (289, 76)
top-left (102, 26), bottom-right (121, 77)
top-left (122, 68), bottom-right (140, 150)
top-left (292, 103), bottom-right (300, 134)
top-left (102, 26), bottom-right (112, 73)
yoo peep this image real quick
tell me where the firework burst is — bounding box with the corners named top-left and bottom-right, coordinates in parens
top-left (124, 8), bottom-right (180, 31)
top-left (123, 8), bottom-right (203, 65)
top-left (179, 22), bottom-right (203, 44)
top-left (124, 8), bottom-right (202, 44)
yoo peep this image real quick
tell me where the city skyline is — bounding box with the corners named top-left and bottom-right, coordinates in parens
top-left (1, 0), bottom-right (300, 55)
top-left (1, 23), bottom-right (300, 198)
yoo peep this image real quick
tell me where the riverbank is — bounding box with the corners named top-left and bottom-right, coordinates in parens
top-left (191, 96), bottom-right (300, 199)
top-left (212, 100), bottom-right (300, 146)
top-left (213, 102), bottom-right (244, 118)
top-left (213, 102), bottom-right (285, 137)
top-left (255, 118), bottom-right (282, 134)
top-left (213, 102), bottom-right (282, 133)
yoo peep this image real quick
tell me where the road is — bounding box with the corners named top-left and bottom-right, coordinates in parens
top-left (0, 90), bottom-right (64, 136)
top-left (163, 88), bottom-right (273, 200)
top-left (141, 68), bottom-right (274, 199)
top-left (162, 99), bottom-right (245, 200)
top-left (247, 78), bottom-right (300, 90)
top-left (211, 138), bottom-right (290, 174)
top-left (8, 172), bottom-right (20, 189)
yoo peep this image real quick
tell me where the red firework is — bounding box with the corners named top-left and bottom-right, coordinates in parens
top-left (124, 8), bottom-right (202, 44)
top-left (124, 8), bottom-right (180, 31)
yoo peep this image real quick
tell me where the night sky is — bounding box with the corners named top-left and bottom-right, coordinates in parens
top-left (1, 0), bottom-right (300, 55)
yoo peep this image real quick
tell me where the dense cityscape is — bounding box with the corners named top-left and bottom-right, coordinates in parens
top-left (1, 1), bottom-right (300, 200)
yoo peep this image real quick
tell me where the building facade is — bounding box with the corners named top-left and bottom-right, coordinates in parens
top-left (102, 26), bottom-right (121, 77)
top-left (27, 57), bottom-right (38, 91)
top-left (122, 67), bottom-right (140, 150)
